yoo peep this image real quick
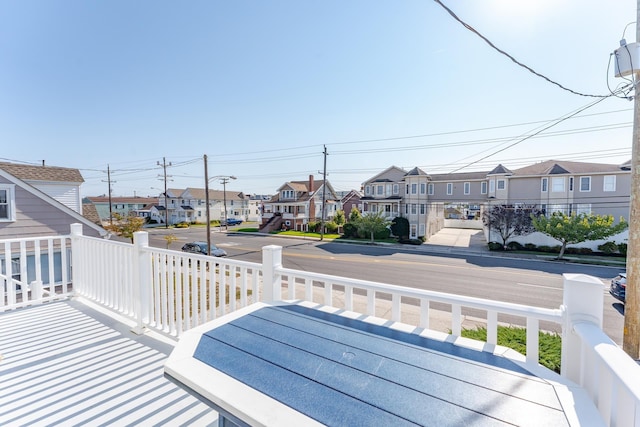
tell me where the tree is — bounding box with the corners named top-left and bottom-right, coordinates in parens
top-left (164, 233), bottom-right (178, 249)
top-left (390, 216), bottom-right (409, 240)
top-left (532, 212), bottom-right (628, 260)
top-left (356, 211), bottom-right (391, 243)
top-left (333, 209), bottom-right (346, 226)
top-left (104, 213), bottom-right (146, 243)
top-left (349, 206), bottom-right (362, 223)
top-left (482, 204), bottom-right (542, 250)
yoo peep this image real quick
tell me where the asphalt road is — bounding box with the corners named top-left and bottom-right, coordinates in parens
top-left (145, 226), bottom-right (625, 344)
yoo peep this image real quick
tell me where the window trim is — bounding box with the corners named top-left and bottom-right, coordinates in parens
top-left (603, 175), bottom-right (616, 192)
top-left (579, 176), bottom-right (591, 192)
top-left (541, 178), bottom-right (548, 192)
top-left (446, 183), bottom-right (453, 195)
top-left (428, 183), bottom-right (434, 195)
top-left (463, 182), bottom-right (470, 195)
top-left (0, 184), bottom-right (16, 222)
top-left (481, 181), bottom-right (487, 195)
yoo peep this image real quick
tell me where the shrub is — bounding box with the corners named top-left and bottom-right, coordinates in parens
top-left (342, 223), bottom-right (358, 238)
top-left (598, 241), bottom-right (618, 254)
top-left (618, 242), bottom-right (628, 256)
top-left (487, 242), bottom-right (503, 251)
top-left (324, 221), bottom-right (338, 233)
top-left (374, 228), bottom-right (391, 240)
top-left (418, 236), bottom-right (426, 242)
top-left (524, 243), bottom-right (537, 251)
top-left (390, 217), bottom-right (409, 240)
top-left (175, 222), bottom-right (189, 228)
top-left (537, 245), bottom-right (560, 253)
top-left (565, 247), bottom-right (593, 255)
top-left (461, 326), bottom-right (561, 373)
top-left (307, 221), bottom-right (319, 232)
top-left (506, 241), bottom-right (524, 251)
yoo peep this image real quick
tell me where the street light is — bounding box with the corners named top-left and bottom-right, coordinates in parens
top-left (203, 157), bottom-right (237, 256)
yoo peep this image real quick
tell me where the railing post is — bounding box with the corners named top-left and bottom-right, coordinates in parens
top-left (132, 231), bottom-right (151, 334)
top-left (69, 223), bottom-right (83, 296)
top-left (561, 273), bottom-right (604, 383)
top-left (261, 245), bottom-right (282, 302)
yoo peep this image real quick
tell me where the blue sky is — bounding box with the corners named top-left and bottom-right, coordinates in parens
top-left (1, 1), bottom-right (637, 197)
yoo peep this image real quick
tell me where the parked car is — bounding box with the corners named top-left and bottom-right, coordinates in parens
top-left (221, 218), bottom-right (243, 226)
top-left (181, 241), bottom-right (227, 257)
top-left (609, 272), bottom-right (626, 303)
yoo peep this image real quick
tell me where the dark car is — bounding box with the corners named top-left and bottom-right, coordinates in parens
top-left (609, 272), bottom-right (626, 303)
top-left (181, 241), bottom-right (227, 257)
top-left (221, 218), bottom-right (243, 226)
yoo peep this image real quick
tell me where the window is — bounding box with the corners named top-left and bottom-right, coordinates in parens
top-left (376, 185), bottom-right (383, 195)
top-left (446, 183), bottom-right (453, 195)
top-left (419, 224), bottom-right (425, 236)
top-left (365, 185), bottom-right (371, 196)
top-left (489, 180), bottom-right (495, 193)
top-left (411, 183), bottom-right (417, 194)
top-left (428, 183), bottom-right (434, 195)
top-left (393, 184), bottom-right (399, 195)
top-left (580, 176), bottom-right (591, 192)
top-left (420, 183), bottom-right (426, 194)
top-left (410, 224), bottom-right (417, 239)
top-left (551, 177), bottom-right (565, 192)
top-left (386, 184), bottom-right (392, 196)
top-left (411, 204), bottom-right (417, 215)
top-left (569, 177), bottom-right (574, 192)
top-left (0, 185), bottom-right (15, 221)
top-left (464, 182), bottom-right (470, 195)
top-left (604, 175), bottom-right (616, 192)
top-left (576, 204), bottom-right (592, 215)
top-left (481, 181), bottom-right (487, 194)
top-left (497, 180), bottom-right (505, 190)
top-left (541, 178), bottom-right (548, 192)
top-left (420, 204), bottom-right (425, 214)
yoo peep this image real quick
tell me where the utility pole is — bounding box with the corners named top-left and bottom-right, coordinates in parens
top-left (157, 157), bottom-right (172, 229)
top-left (624, 1), bottom-right (640, 359)
top-left (204, 155), bottom-right (211, 256)
top-left (320, 145), bottom-right (328, 241)
top-left (102, 164), bottom-right (115, 225)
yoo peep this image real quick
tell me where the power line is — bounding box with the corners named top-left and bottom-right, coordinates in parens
top-left (432, 0), bottom-right (612, 98)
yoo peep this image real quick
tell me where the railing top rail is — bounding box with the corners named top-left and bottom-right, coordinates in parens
top-left (0, 234), bottom-right (72, 244)
top-left (277, 266), bottom-right (563, 323)
top-left (142, 246), bottom-right (263, 269)
top-left (573, 322), bottom-right (640, 398)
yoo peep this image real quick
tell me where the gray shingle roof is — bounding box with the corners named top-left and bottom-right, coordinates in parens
top-left (0, 162), bottom-right (84, 183)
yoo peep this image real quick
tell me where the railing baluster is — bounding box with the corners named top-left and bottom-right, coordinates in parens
top-left (324, 282), bottom-right (332, 306)
top-left (451, 304), bottom-right (461, 337)
top-left (392, 294), bottom-right (401, 322)
top-left (526, 317), bottom-right (539, 365)
top-left (419, 298), bottom-right (430, 329)
top-left (487, 311), bottom-right (498, 345)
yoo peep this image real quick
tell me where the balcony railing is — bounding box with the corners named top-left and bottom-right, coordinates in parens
top-left (2, 223), bottom-right (639, 425)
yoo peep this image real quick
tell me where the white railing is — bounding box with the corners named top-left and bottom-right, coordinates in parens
top-left (0, 234), bottom-right (71, 311)
top-left (2, 224), bottom-right (640, 425)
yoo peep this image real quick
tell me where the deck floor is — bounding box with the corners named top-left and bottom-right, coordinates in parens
top-left (0, 299), bottom-right (218, 426)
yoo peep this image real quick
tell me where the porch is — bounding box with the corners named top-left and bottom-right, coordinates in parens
top-left (1, 224), bottom-right (640, 426)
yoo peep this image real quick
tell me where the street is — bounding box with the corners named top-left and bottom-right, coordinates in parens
top-left (145, 226), bottom-right (626, 344)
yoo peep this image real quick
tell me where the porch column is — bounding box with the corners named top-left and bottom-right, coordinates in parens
top-left (262, 245), bottom-right (282, 303)
top-left (561, 273), bottom-right (604, 382)
top-left (132, 231), bottom-right (151, 334)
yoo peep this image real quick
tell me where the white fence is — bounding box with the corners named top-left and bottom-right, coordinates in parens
top-left (2, 223), bottom-right (640, 425)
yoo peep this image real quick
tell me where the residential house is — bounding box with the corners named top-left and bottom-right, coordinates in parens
top-left (82, 196), bottom-right (157, 223)
top-left (261, 175), bottom-right (340, 232)
top-left (361, 166), bottom-right (444, 240)
top-left (151, 187), bottom-right (249, 225)
top-left (338, 189), bottom-right (363, 218)
top-left (0, 162), bottom-right (106, 239)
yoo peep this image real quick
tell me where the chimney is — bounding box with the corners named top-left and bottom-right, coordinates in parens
top-left (308, 174), bottom-right (314, 193)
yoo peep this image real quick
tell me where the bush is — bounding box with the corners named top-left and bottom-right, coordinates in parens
top-left (487, 242), bottom-right (503, 251)
top-left (537, 245), bottom-right (560, 253)
top-left (506, 241), bottom-right (524, 251)
top-left (390, 217), bottom-right (409, 239)
top-left (524, 243), bottom-right (537, 251)
top-left (565, 247), bottom-right (593, 255)
top-left (324, 221), bottom-right (338, 233)
top-left (307, 221), bottom-right (319, 232)
top-left (418, 236), bottom-right (426, 242)
top-left (618, 242), bottom-right (628, 256)
top-left (342, 223), bottom-right (358, 238)
top-left (175, 222), bottom-right (189, 228)
top-left (399, 238), bottom-right (423, 245)
top-left (461, 326), bottom-right (561, 373)
top-left (598, 241), bottom-right (618, 254)
top-left (374, 228), bottom-right (391, 240)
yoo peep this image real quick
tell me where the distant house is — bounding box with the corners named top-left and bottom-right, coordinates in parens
top-left (339, 190), bottom-right (363, 218)
top-left (82, 196), bottom-right (157, 223)
top-left (0, 162), bottom-right (106, 239)
top-left (260, 175), bottom-right (340, 232)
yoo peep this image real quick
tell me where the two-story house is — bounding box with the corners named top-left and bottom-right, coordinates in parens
top-left (260, 175), bottom-right (340, 232)
top-left (83, 196), bottom-right (157, 224)
top-left (152, 187), bottom-right (249, 225)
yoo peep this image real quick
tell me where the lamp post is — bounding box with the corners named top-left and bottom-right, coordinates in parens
top-left (203, 160), bottom-right (237, 255)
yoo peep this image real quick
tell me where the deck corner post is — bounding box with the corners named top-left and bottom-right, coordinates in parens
top-left (261, 245), bottom-right (282, 303)
top-left (132, 231), bottom-right (151, 334)
top-left (560, 273), bottom-right (604, 382)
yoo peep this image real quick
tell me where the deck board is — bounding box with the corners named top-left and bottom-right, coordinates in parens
top-left (0, 300), bottom-right (218, 427)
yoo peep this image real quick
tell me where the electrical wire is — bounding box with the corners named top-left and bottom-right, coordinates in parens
top-left (432, 0), bottom-right (613, 98)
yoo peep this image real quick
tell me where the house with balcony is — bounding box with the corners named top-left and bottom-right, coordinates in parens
top-left (1, 224), bottom-right (639, 425)
top-left (153, 187), bottom-right (248, 225)
top-left (260, 175), bottom-right (340, 232)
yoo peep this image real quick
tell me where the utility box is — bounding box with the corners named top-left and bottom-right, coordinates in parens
top-left (614, 42), bottom-right (640, 77)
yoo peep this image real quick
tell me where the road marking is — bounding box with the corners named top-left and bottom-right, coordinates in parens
top-left (516, 282), bottom-right (562, 291)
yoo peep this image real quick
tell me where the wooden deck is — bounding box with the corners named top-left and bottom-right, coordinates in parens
top-left (0, 299), bottom-right (218, 426)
